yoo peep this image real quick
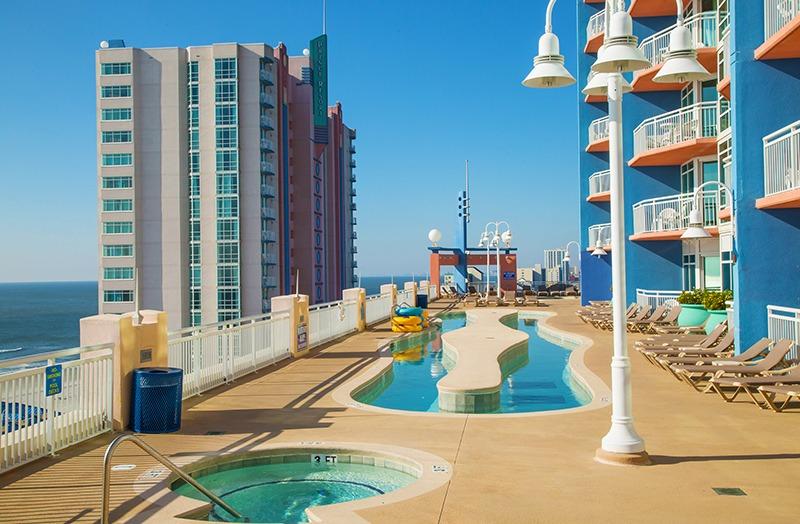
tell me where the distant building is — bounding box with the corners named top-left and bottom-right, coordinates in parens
top-left (544, 249), bottom-right (566, 270)
top-left (545, 267), bottom-right (561, 283)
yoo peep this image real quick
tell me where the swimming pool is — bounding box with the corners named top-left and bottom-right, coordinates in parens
top-left (172, 453), bottom-right (417, 523)
top-left (354, 313), bottom-right (591, 413)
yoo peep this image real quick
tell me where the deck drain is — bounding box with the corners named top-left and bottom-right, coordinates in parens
top-left (712, 487), bottom-right (747, 496)
top-left (111, 464), bottom-right (136, 472)
top-left (205, 431), bottom-right (226, 435)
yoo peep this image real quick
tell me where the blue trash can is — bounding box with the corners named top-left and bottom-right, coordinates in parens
top-left (130, 367), bottom-right (183, 433)
top-left (417, 293), bottom-right (429, 308)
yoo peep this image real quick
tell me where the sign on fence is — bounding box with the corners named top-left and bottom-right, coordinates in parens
top-left (45, 364), bottom-right (62, 397)
top-left (297, 323), bottom-right (308, 351)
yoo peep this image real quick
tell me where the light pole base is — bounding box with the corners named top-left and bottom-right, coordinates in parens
top-left (594, 448), bottom-right (651, 467)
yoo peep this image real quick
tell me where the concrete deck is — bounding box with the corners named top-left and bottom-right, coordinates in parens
top-left (2, 298), bottom-right (800, 523)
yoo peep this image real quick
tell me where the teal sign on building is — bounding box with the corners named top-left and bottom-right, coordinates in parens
top-left (45, 364), bottom-right (63, 397)
top-left (310, 34), bottom-right (328, 130)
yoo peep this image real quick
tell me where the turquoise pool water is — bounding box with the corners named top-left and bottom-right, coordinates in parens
top-left (355, 313), bottom-right (591, 413)
top-left (173, 458), bottom-right (416, 523)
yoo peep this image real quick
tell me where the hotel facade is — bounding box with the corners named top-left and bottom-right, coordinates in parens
top-left (95, 39), bottom-right (357, 330)
top-left (578, 0), bottom-right (800, 349)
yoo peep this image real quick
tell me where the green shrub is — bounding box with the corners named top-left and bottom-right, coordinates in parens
top-left (703, 289), bottom-right (734, 311)
top-left (677, 289), bottom-right (704, 305)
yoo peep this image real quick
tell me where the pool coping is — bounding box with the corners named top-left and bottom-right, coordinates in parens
top-left (129, 441), bottom-right (453, 523)
top-left (331, 308), bottom-right (611, 418)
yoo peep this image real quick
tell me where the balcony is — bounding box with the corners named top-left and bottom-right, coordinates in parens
top-left (587, 116), bottom-right (609, 152)
top-left (587, 170), bottom-right (611, 202)
top-left (756, 0), bottom-right (800, 60)
top-left (352, 246), bottom-right (358, 254)
top-left (261, 184), bottom-right (276, 197)
top-left (351, 217), bottom-right (357, 226)
top-left (630, 102), bottom-right (717, 166)
top-left (261, 207), bottom-right (277, 220)
top-left (262, 252), bottom-right (277, 265)
top-left (349, 128), bottom-right (357, 140)
top-left (756, 120), bottom-right (800, 209)
top-left (631, 191), bottom-right (720, 240)
top-left (588, 223), bottom-right (611, 251)
top-left (260, 69), bottom-right (275, 85)
top-left (260, 138), bottom-right (275, 152)
top-left (353, 261), bottom-right (358, 269)
top-left (632, 12), bottom-right (718, 92)
top-left (260, 115), bottom-right (275, 130)
top-left (629, 0), bottom-right (690, 18)
top-left (349, 159), bottom-right (356, 168)
top-left (260, 161), bottom-right (276, 175)
top-left (350, 174), bottom-right (356, 183)
top-left (351, 231), bottom-right (358, 240)
top-left (349, 146), bottom-right (356, 154)
top-left (351, 202), bottom-right (357, 211)
top-left (262, 230), bottom-right (277, 243)
top-left (585, 11), bottom-right (606, 54)
top-left (717, 30), bottom-right (731, 99)
top-left (350, 188), bottom-right (357, 197)
top-left (637, 289), bottom-right (682, 309)
top-left (260, 93), bottom-right (276, 108)
top-left (263, 276), bottom-right (278, 288)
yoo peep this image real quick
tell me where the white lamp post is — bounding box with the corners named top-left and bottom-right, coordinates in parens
top-left (681, 181), bottom-right (735, 241)
top-left (428, 228), bottom-right (443, 246)
top-left (479, 222), bottom-right (512, 300)
top-left (653, 0), bottom-right (714, 84)
top-left (563, 240), bottom-right (581, 283)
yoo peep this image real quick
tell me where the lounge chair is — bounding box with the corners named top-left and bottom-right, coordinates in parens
top-left (651, 330), bottom-right (737, 370)
top-left (637, 324), bottom-right (729, 361)
top-left (642, 304), bottom-right (682, 333)
top-left (758, 384), bottom-right (800, 412)
top-left (475, 294), bottom-right (488, 307)
top-left (586, 303), bottom-right (642, 330)
top-left (708, 367), bottom-right (800, 405)
top-left (511, 290), bottom-right (527, 306)
top-left (467, 285), bottom-right (479, 296)
top-left (496, 291), bottom-right (513, 307)
top-left (673, 339), bottom-right (794, 392)
top-left (627, 304), bottom-right (668, 333)
top-left (636, 321), bottom-right (727, 349)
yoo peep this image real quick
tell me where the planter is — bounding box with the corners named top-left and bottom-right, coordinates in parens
top-left (677, 304), bottom-right (709, 327)
top-left (705, 310), bottom-right (728, 334)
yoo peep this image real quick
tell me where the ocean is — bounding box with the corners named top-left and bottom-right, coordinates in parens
top-left (0, 277), bottom-right (421, 361)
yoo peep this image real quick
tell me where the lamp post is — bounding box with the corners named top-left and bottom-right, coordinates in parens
top-left (681, 181), bottom-right (735, 241)
top-left (591, 226), bottom-right (611, 258)
top-left (479, 222), bottom-right (512, 300)
top-left (563, 240), bottom-right (581, 283)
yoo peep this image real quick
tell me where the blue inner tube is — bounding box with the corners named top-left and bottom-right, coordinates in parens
top-left (395, 306), bottom-right (423, 317)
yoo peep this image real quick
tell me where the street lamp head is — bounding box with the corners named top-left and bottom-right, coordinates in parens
top-left (592, 11), bottom-right (651, 74)
top-left (478, 232), bottom-right (489, 248)
top-left (428, 228), bottom-right (442, 246)
top-left (653, 25), bottom-right (713, 84)
top-left (522, 32), bottom-right (576, 88)
top-left (491, 234), bottom-right (500, 248)
top-left (563, 253), bottom-right (571, 263)
top-left (501, 230), bottom-right (512, 246)
top-left (582, 71), bottom-right (632, 96)
top-left (681, 208), bottom-right (712, 240)
top-left (591, 239), bottom-right (608, 258)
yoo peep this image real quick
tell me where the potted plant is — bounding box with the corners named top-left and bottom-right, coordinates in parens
top-left (702, 289), bottom-right (733, 334)
top-left (676, 289), bottom-right (710, 327)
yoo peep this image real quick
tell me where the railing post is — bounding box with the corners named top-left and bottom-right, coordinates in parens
top-left (271, 294), bottom-right (310, 358)
top-left (46, 358), bottom-right (55, 456)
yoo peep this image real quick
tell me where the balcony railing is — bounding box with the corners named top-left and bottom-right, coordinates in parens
top-left (262, 230), bottom-right (277, 243)
top-left (350, 174), bottom-right (356, 183)
top-left (263, 276), bottom-right (278, 288)
top-left (589, 116), bottom-right (609, 144)
top-left (718, 30), bottom-right (731, 85)
top-left (260, 69), bottom-right (275, 85)
top-left (636, 289), bottom-right (682, 310)
top-left (261, 184), bottom-right (276, 197)
top-left (633, 102), bottom-right (717, 157)
top-left (260, 161), bottom-right (276, 174)
top-left (639, 12), bottom-right (717, 68)
top-left (763, 119), bottom-right (800, 196)
top-left (260, 138), bottom-right (275, 152)
top-left (765, 0), bottom-right (800, 41)
top-left (262, 252), bottom-right (277, 265)
top-left (260, 115), bottom-right (275, 130)
top-left (349, 160), bottom-right (356, 168)
top-left (587, 10), bottom-right (606, 41)
top-left (351, 231), bottom-right (358, 240)
top-left (632, 191), bottom-right (719, 235)
top-left (588, 223), bottom-right (611, 247)
top-left (352, 246), bottom-right (358, 254)
top-left (767, 305), bottom-right (800, 360)
top-left (260, 93), bottom-right (276, 107)
top-left (261, 207), bottom-right (277, 220)
top-left (589, 169), bottom-right (611, 196)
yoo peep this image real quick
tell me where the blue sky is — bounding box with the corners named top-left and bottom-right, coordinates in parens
top-left (0, 0), bottom-right (579, 282)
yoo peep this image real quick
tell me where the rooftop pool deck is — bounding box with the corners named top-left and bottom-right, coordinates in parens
top-left (2, 298), bottom-right (800, 523)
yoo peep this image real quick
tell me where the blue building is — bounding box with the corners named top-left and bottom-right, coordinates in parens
top-left (577, 0), bottom-right (800, 350)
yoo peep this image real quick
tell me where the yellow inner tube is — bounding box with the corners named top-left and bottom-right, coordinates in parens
top-left (391, 316), bottom-right (422, 327)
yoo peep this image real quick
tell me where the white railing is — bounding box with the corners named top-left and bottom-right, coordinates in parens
top-left (767, 305), bottom-right (800, 360)
top-left (589, 116), bottom-right (609, 144)
top-left (636, 289), bottom-right (682, 310)
top-left (587, 11), bottom-right (606, 41)
top-left (309, 300), bottom-right (359, 348)
top-left (168, 313), bottom-right (291, 399)
top-left (763, 120), bottom-right (800, 196)
top-left (428, 285), bottom-right (439, 301)
top-left (633, 102), bottom-right (718, 157)
top-left (589, 169), bottom-right (611, 196)
top-left (366, 293), bottom-right (393, 325)
top-left (639, 12), bottom-right (717, 68)
top-left (396, 289), bottom-right (416, 307)
top-left (717, 29), bottom-right (731, 86)
top-left (1, 344), bottom-right (114, 473)
top-left (765, 0), bottom-right (800, 42)
top-left (633, 191), bottom-right (719, 234)
top-left (588, 223), bottom-right (611, 247)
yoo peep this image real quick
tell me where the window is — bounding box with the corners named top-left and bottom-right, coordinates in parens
top-left (103, 199), bottom-right (133, 212)
top-left (216, 127), bottom-right (237, 148)
top-left (190, 267), bottom-right (201, 287)
top-left (102, 153), bottom-right (132, 167)
top-left (103, 267), bottom-right (134, 280)
top-left (189, 220), bottom-right (200, 241)
top-left (217, 197), bottom-right (238, 218)
top-left (190, 198), bottom-right (200, 219)
top-left (680, 162), bottom-right (695, 194)
top-left (101, 62), bottom-right (131, 75)
top-left (217, 266), bottom-right (239, 287)
top-left (102, 176), bottom-right (133, 189)
top-left (682, 254), bottom-right (696, 290)
top-left (215, 105), bottom-right (237, 125)
top-left (191, 312), bottom-right (202, 326)
top-left (217, 243), bottom-right (239, 263)
top-left (722, 251), bottom-right (734, 291)
top-left (215, 81), bottom-right (237, 102)
top-left (103, 244), bottom-right (134, 257)
top-left (189, 130), bottom-right (199, 150)
top-left (189, 152), bottom-right (200, 173)
top-left (101, 85), bottom-right (132, 98)
top-left (216, 150), bottom-right (238, 171)
top-left (188, 84), bottom-right (198, 104)
top-left (101, 108), bottom-right (131, 121)
top-left (101, 130), bottom-right (132, 144)
top-left (188, 61), bottom-right (199, 83)
top-left (216, 219), bottom-right (238, 240)
top-left (190, 289), bottom-right (201, 310)
top-left (188, 107), bottom-right (199, 127)
top-left (103, 290), bottom-right (134, 302)
top-left (190, 175), bottom-right (200, 197)
top-left (103, 221), bottom-right (133, 234)
top-left (218, 310), bottom-right (239, 322)
top-left (703, 256), bottom-right (722, 290)
top-left (217, 289), bottom-right (240, 309)
top-left (190, 243), bottom-right (201, 264)
top-left (214, 58), bottom-right (237, 79)
top-left (216, 173), bottom-right (238, 194)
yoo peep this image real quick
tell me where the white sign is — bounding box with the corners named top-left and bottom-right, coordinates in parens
top-left (311, 454), bottom-right (337, 464)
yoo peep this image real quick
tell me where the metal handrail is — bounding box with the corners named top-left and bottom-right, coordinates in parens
top-left (101, 433), bottom-right (243, 523)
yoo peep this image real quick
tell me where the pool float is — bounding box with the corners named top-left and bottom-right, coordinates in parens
top-left (392, 316), bottom-right (422, 327)
top-left (394, 306), bottom-right (424, 317)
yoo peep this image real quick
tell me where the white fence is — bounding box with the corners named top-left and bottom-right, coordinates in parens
top-left (587, 10), bottom-right (606, 41)
top-left (763, 119), bottom-right (800, 197)
top-left (767, 305), bottom-right (800, 360)
top-left (764, 0), bottom-right (800, 42)
top-left (633, 191), bottom-right (719, 234)
top-left (589, 170), bottom-right (610, 196)
top-left (396, 289), bottom-right (416, 307)
top-left (633, 102), bottom-right (717, 157)
top-left (168, 313), bottom-right (292, 399)
top-left (589, 116), bottom-right (609, 144)
top-left (639, 12), bottom-right (717, 68)
top-left (588, 223), bottom-right (611, 247)
top-left (366, 293), bottom-right (393, 325)
top-left (1, 344), bottom-right (114, 473)
top-left (637, 289), bottom-right (682, 310)
top-left (309, 300), bottom-right (359, 348)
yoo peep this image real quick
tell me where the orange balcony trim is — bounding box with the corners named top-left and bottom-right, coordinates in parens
top-left (584, 33), bottom-right (603, 54)
top-left (586, 138), bottom-right (610, 153)
top-left (755, 188), bottom-right (800, 209)
top-left (718, 76), bottom-right (731, 100)
top-left (587, 191), bottom-right (611, 203)
top-left (755, 15), bottom-right (800, 61)
top-left (630, 0), bottom-right (690, 18)
top-left (630, 227), bottom-right (719, 242)
top-left (719, 206), bottom-right (732, 221)
top-left (585, 245), bottom-right (612, 252)
top-left (629, 138), bottom-right (717, 167)
top-left (585, 0), bottom-right (604, 4)
top-left (585, 94), bottom-right (606, 104)
top-left (631, 48), bottom-right (717, 92)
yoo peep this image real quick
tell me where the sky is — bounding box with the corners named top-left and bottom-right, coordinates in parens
top-left (0, 0), bottom-right (580, 282)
